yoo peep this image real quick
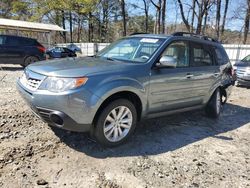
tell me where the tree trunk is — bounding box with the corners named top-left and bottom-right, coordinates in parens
top-left (191, 0), bottom-right (196, 33)
top-left (77, 16), bottom-right (81, 43)
top-left (243, 0), bottom-right (250, 44)
top-left (62, 10), bottom-right (66, 43)
top-left (161, 0), bottom-right (166, 34)
top-left (154, 11), bottom-right (158, 33)
top-left (150, 0), bottom-right (162, 34)
top-left (157, 0), bottom-right (162, 34)
top-left (216, 0), bottom-right (221, 40)
top-left (177, 0), bottom-right (190, 32)
top-left (142, 0), bottom-right (149, 33)
top-left (88, 13), bottom-right (93, 42)
top-left (202, 10), bottom-right (208, 35)
top-left (69, 11), bottom-right (73, 43)
top-left (120, 0), bottom-right (126, 36)
top-left (221, 0), bottom-right (229, 37)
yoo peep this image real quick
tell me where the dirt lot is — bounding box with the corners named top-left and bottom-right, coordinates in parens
top-left (0, 64), bottom-right (249, 188)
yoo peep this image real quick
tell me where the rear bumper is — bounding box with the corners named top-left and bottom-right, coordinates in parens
top-left (16, 80), bottom-right (100, 132)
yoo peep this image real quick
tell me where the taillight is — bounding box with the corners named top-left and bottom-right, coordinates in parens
top-left (230, 68), bottom-right (235, 76)
top-left (37, 45), bottom-right (46, 53)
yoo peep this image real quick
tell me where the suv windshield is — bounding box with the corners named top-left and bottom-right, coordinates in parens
top-left (242, 55), bottom-right (250, 62)
top-left (96, 37), bottom-right (165, 63)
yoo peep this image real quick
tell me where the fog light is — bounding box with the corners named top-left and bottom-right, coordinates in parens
top-left (50, 114), bottom-right (64, 126)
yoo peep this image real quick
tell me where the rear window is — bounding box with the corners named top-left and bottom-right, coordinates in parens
top-left (191, 43), bottom-right (213, 67)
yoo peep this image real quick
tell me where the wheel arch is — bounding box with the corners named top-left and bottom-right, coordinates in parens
top-left (92, 90), bottom-right (143, 127)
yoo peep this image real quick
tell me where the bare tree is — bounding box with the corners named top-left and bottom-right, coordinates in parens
top-left (202, 6), bottom-right (208, 34)
top-left (221, 0), bottom-right (229, 37)
top-left (177, 0), bottom-right (191, 32)
top-left (161, 0), bottom-right (167, 33)
top-left (69, 11), bottom-right (73, 43)
top-left (243, 0), bottom-right (250, 44)
top-left (215, 0), bottom-right (221, 39)
top-left (151, 0), bottom-right (162, 34)
top-left (120, 0), bottom-right (127, 36)
top-left (88, 12), bottom-right (94, 42)
top-left (142, 0), bottom-right (150, 33)
top-left (195, 0), bottom-right (213, 35)
top-left (191, 0), bottom-right (196, 32)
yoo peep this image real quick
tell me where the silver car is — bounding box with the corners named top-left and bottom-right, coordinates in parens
top-left (17, 32), bottom-right (235, 146)
top-left (234, 55), bottom-right (250, 87)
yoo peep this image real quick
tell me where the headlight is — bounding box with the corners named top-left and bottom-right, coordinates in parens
top-left (39, 77), bottom-right (88, 92)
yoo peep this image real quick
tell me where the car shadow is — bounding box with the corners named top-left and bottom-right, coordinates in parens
top-left (52, 103), bottom-right (250, 158)
top-left (235, 85), bottom-right (250, 89)
top-left (0, 65), bottom-right (23, 71)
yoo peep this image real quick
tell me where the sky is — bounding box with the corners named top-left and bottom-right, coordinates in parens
top-left (127, 0), bottom-right (246, 32)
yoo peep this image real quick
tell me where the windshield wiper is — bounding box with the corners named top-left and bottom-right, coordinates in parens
top-left (106, 57), bottom-right (115, 61)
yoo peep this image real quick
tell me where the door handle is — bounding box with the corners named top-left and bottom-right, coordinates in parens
top-left (186, 73), bottom-right (194, 78)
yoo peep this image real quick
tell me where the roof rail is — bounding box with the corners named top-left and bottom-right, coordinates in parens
top-left (129, 32), bottom-right (149, 36)
top-left (172, 32), bottom-right (219, 43)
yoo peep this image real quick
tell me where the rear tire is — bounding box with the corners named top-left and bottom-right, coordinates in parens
top-left (94, 99), bottom-right (137, 147)
top-left (23, 56), bottom-right (39, 67)
top-left (205, 88), bottom-right (221, 118)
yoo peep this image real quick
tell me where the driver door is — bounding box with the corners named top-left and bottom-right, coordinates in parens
top-left (148, 40), bottom-right (200, 114)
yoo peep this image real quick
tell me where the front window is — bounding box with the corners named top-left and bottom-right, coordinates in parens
top-left (161, 41), bottom-right (189, 67)
top-left (96, 37), bottom-right (165, 63)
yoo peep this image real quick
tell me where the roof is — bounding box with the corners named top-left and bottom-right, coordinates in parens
top-left (129, 34), bottom-right (170, 39)
top-left (129, 33), bottom-right (221, 46)
top-left (0, 18), bottom-right (66, 32)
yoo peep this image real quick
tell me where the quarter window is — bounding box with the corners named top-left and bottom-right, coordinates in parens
top-left (6, 37), bottom-right (21, 46)
top-left (191, 43), bottom-right (213, 66)
top-left (215, 47), bottom-right (229, 65)
top-left (161, 41), bottom-right (189, 67)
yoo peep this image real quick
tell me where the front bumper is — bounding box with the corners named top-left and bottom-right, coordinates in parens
top-left (17, 80), bottom-right (101, 132)
top-left (237, 77), bottom-right (250, 87)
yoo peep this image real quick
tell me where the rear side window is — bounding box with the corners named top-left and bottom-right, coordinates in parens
top-left (191, 43), bottom-right (213, 67)
top-left (215, 47), bottom-right (229, 65)
top-left (5, 37), bottom-right (21, 46)
top-left (20, 38), bottom-right (36, 46)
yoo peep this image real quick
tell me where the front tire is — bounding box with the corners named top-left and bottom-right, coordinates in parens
top-left (205, 88), bottom-right (221, 118)
top-left (94, 99), bottom-right (137, 147)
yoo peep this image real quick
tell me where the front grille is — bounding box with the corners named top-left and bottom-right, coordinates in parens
top-left (19, 69), bottom-right (45, 91)
top-left (236, 67), bottom-right (247, 78)
top-left (36, 107), bottom-right (53, 123)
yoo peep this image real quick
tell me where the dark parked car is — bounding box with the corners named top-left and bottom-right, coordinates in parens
top-left (0, 35), bottom-right (46, 67)
top-left (66, 44), bottom-right (82, 53)
top-left (46, 47), bottom-right (77, 59)
top-left (17, 32), bottom-right (235, 147)
top-left (234, 55), bottom-right (250, 87)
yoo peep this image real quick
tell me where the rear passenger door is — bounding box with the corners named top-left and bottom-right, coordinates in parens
top-left (189, 42), bottom-right (219, 103)
top-left (4, 36), bottom-right (24, 64)
top-left (149, 40), bottom-right (198, 113)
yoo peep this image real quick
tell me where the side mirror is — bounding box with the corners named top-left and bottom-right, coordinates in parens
top-left (157, 56), bottom-right (177, 68)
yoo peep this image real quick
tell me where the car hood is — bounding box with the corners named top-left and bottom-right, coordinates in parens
top-left (27, 57), bottom-right (131, 77)
top-left (234, 60), bottom-right (250, 67)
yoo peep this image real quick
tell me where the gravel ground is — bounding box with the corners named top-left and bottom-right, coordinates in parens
top-left (0, 64), bottom-right (250, 188)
